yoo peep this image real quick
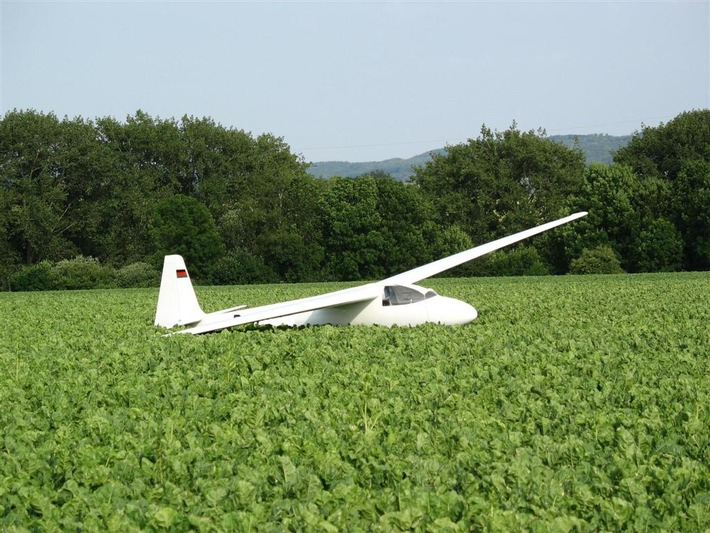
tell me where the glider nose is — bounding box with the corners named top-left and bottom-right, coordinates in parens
top-left (431, 296), bottom-right (478, 325)
top-left (455, 299), bottom-right (478, 325)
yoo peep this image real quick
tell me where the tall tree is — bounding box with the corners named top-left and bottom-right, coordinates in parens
top-left (215, 131), bottom-right (315, 283)
top-left (178, 115), bottom-right (254, 212)
top-left (413, 124), bottom-right (586, 244)
top-left (561, 163), bottom-right (640, 266)
top-left (562, 163), bottom-right (684, 272)
top-left (613, 109), bottom-right (710, 270)
top-left (413, 123), bottom-right (586, 273)
top-left (91, 114), bottom-right (181, 264)
top-left (319, 176), bottom-right (385, 281)
top-left (0, 111), bottom-right (87, 263)
top-left (672, 159), bottom-right (710, 270)
top-left (372, 173), bottom-right (438, 275)
top-left (150, 195), bottom-right (225, 280)
top-left (614, 110), bottom-right (710, 183)
top-left (255, 172), bottom-right (326, 282)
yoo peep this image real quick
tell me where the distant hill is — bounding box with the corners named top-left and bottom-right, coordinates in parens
top-left (308, 134), bottom-right (632, 181)
top-left (550, 134), bottom-right (632, 165)
top-left (308, 150), bottom-right (445, 182)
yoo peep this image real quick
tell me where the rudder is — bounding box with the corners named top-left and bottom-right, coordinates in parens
top-left (155, 255), bottom-right (205, 328)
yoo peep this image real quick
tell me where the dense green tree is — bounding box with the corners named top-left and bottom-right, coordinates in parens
top-left (115, 111), bottom-right (184, 193)
top-left (613, 110), bottom-right (710, 270)
top-left (258, 230), bottom-right (321, 282)
top-left (631, 218), bottom-right (684, 272)
top-left (179, 115), bottom-right (258, 212)
top-left (424, 223), bottom-right (473, 266)
top-left (215, 150), bottom-right (323, 282)
top-left (0, 111), bottom-right (83, 264)
top-left (614, 110), bottom-right (710, 183)
top-left (561, 163), bottom-right (640, 268)
top-left (0, 190), bottom-right (18, 289)
top-left (562, 163), bottom-right (685, 273)
top-left (252, 172), bottom-right (326, 282)
top-left (413, 124), bottom-right (586, 274)
top-left (672, 159), bottom-right (710, 269)
top-left (216, 134), bottom-right (312, 251)
top-left (150, 195), bottom-right (225, 280)
top-left (316, 173), bottom-right (472, 281)
top-left (414, 123), bottom-right (586, 245)
top-left (55, 116), bottom-right (132, 263)
top-left (0, 111), bottom-right (112, 270)
top-left (92, 116), bottom-right (169, 264)
top-left (371, 174), bottom-right (437, 275)
top-left (319, 176), bottom-right (385, 280)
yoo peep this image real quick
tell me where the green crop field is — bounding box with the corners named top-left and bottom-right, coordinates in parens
top-left (1, 273), bottom-right (708, 531)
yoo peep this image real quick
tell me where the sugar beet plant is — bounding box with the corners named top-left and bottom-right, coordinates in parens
top-left (0, 273), bottom-right (708, 531)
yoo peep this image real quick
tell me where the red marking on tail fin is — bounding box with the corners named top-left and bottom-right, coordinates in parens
top-left (176, 269), bottom-right (188, 278)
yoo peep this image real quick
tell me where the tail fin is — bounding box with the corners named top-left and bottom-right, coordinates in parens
top-left (155, 255), bottom-right (205, 328)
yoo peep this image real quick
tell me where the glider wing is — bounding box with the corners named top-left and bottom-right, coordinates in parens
top-left (383, 211), bottom-right (587, 285)
top-left (177, 283), bottom-right (381, 334)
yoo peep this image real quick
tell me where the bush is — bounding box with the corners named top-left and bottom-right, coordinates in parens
top-left (631, 218), bottom-right (684, 272)
top-left (50, 256), bottom-right (115, 290)
top-left (460, 246), bottom-right (551, 277)
top-left (208, 251), bottom-right (278, 285)
top-left (10, 261), bottom-right (54, 291)
top-left (570, 246), bottom-right (625, 275)
top-left (487, 246), bottom-right (550, 276)
top-left (116, 262), bottom-right (160, 288)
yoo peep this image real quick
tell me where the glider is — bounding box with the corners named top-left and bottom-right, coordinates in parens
top-left (155, 211), bottom-right (587, 334)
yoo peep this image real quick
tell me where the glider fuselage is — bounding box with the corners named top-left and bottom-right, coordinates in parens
top-left (256, 284), bottom-right (477, 327)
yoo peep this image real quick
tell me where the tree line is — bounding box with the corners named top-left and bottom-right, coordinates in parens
top-left (1, 109), bottom-right (708, 290)
top-left (309, 134), bottom-right (631, 180)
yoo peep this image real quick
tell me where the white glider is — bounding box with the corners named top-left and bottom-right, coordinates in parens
top-left (155, 212), bottom-right (586, 334)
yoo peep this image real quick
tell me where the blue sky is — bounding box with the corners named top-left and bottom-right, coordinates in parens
top-left (2, 1), bottom-right (709, 162)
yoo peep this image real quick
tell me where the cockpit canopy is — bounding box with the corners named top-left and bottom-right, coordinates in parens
top-left (382, 285), bottom-right (438, 306)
